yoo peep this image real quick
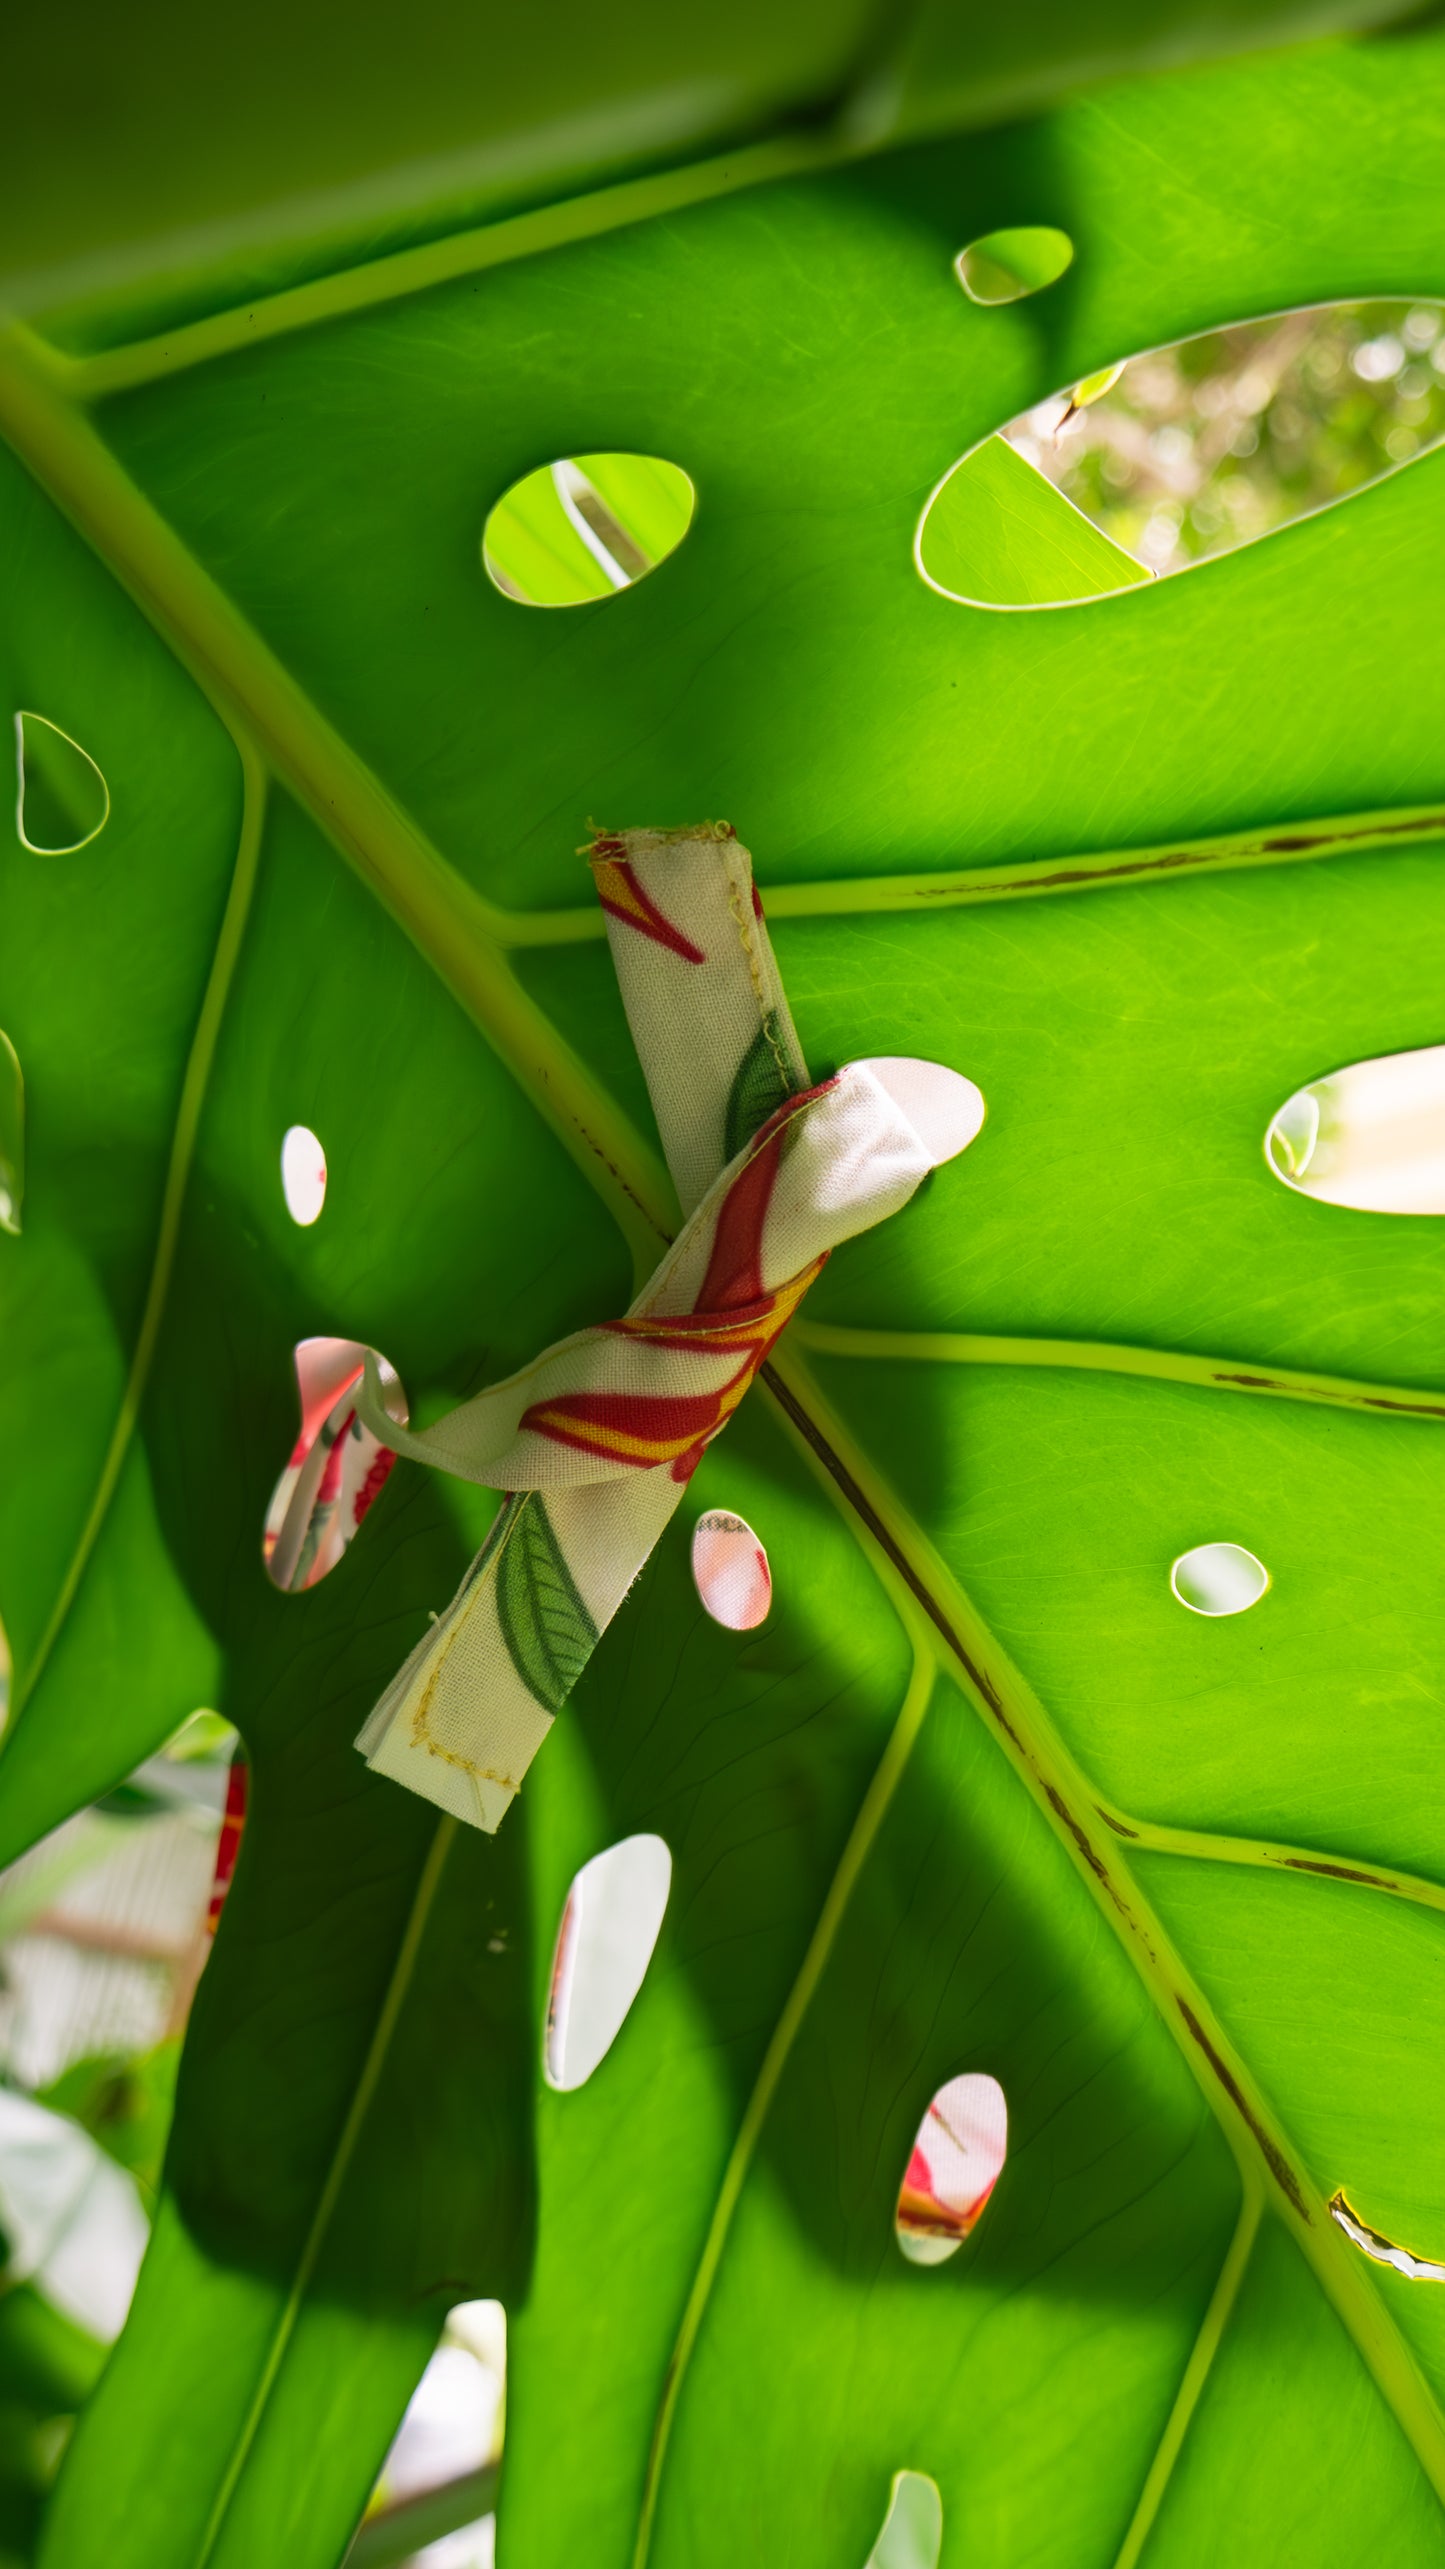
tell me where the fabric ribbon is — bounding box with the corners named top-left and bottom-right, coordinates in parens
top-left (355, 824), bottom-right (976, 1832)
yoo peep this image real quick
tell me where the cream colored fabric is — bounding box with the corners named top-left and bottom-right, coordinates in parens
top-left (357, 824), bottom-right (960, 1832)
top-left (356, 1066), bottom-right (927, 1488)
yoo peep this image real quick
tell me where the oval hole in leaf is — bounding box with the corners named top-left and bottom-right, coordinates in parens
top-left (895, 2070), bottom-right (1007, 2265)
top-left (692, 1510), bottom-right (771, 1630)
top-left (263, 1337), bottom-right (407, 1593)
top-left (1170, 1541), bottom-right (1269, 1617)
top-left (483, 454), bottom-right (695, 606)
top-left (864, 2470), bottom-right (943, 2569)
top-left (918, 297), bottom-right (1445, 608)
top-left (1266, 1043), bottom-right (1445, 1213)
top-left (14, 711), bottom-right (110, 854)
top-left (955, 225), bottom-right (1073, 306)
top-left (544, 1833), bottom-right (671, 2092)
top-left (0, 1031), bottom-right (23, 1235)
top-left (280, 1123), bottom-right (327, 1226)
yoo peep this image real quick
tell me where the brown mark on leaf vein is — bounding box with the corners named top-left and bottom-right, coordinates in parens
top-left (1211, 1370), bottom-right (1445, 1420)
top-left (1281, 1856), bottom-right (1392, 1888)
top-left (1177, 1999), bottom-right (1308, 2218)
top-left (1044, 1785), bottom-right (1131, 1918)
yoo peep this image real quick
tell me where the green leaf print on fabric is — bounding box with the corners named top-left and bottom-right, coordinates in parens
top-left (495, 1492), bottom-right (600, 1712)
top-left (723, 1012), bottom-right (798, 1162)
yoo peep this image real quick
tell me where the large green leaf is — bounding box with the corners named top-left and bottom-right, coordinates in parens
top-left (5, 20), bottom-right (1445, 2569)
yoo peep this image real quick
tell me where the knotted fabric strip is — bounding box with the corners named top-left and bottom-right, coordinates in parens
top-left (355, 824), bottom-right (978, 1832)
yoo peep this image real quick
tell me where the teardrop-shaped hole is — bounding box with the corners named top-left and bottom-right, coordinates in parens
top-left (483, 454), bottom-right (695, 607)
top-left (864, 2471), bottom-right (943, 2569)
top-left (0, 1030), bottom-right (23, 1236)
top-left (692, 1510), bottom-right (771, 1631)
top-left (544, 1833), bottom-right (672, 2091)
top-left (1266, 1044), bottom-right (1445, 1212)
top-left (919, 296), bottom-right (1445, 608)
top-left (956, 225), bottom-right (1073, 306)
top-left (895, 2071), bottom-right (1007, 2265)
top-left (263, 1337), bottom-right (408, 1593)
top-left (281, 1124), bottom-right (327, 1225)
top-left (1171, 1542), bottom-right (1269, 1617)
top-left (857, 1057), bottom-right (986, 1165)
top-left (14, 712), bottom-right (110, 854)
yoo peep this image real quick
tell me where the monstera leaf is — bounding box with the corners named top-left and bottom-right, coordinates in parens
top-left (5, 20), bottom-right (1445, 2569)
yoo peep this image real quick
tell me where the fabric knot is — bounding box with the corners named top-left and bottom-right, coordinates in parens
top-left (355, 826), bottom-right (980, 1834)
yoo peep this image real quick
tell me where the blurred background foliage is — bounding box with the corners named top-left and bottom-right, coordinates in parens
top-left (1012, 296), bottom-right (1445, 572)
top-left (0, 0), bottom-right (1426, 334)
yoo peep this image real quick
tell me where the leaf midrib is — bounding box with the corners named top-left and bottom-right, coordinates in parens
top-left (2, 319), bottom-right (1443, 2544)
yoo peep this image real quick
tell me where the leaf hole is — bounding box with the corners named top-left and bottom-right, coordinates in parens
top-left (1170, 1541), bottom-right (1269, 1617)
top-left (0, 2090), bottom-right (148, 2341)
top-left (864, 2470), bottom-right (943, 2569)
top-left (895, 2071), bottom-right (1007, 2265)
top-left (280, 1123), bottom-right (327, 1226)
top-left (14, 711), bottom-right (110, 854)
top-left (1266, 1044), bottom-right (1445, 1213)
top-left (955, 225), bottom-right (1073, 306)
top-left (0, 1030), bottom-right (22, 1236)
top-left (544, 1833), bottom-right (671, 2092)
top-left (692, 1510), bottom-right (771, 1630)
top-left (370, 2298), bottom-right (506, 2527)
top-left (917, 297), bottom-right (1445, 608)
top-left (263, 1338), bottom-right (407, 1593)
top-left (483, 454), bottom-right (695, 607)
top-left (1330, 2189), bottom-right (1445, 2283)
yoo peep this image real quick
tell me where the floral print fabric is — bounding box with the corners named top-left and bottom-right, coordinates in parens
top-left (356, 824), bottom-right (960, 1833)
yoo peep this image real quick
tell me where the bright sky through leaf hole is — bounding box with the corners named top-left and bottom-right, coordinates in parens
top-left (1170, 1542), bottom-right (1270, 1617)
top-left (1266, 1044), bottom-right (1445, 1213)
top-left (280, 1122), bottom-right (326, 1225)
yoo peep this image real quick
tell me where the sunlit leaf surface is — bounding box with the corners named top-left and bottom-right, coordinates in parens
top-left (4, 20), bottom-right (1445, 2569)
